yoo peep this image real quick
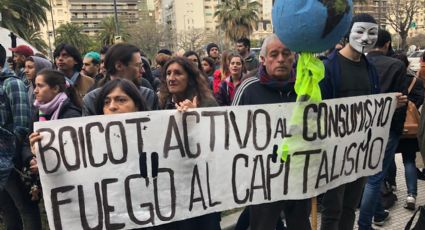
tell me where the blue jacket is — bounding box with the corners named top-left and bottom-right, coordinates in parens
top-left (319, 49), bottom-right (380, 99)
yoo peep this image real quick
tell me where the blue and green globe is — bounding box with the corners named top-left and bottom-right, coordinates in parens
top-left (272, 0), bottom-right (353, 53)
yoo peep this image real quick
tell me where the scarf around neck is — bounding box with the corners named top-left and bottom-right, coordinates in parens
top-left (258, 64), bottom-right (295, 90)
top-left (34, 92), bottom-right (68, 121)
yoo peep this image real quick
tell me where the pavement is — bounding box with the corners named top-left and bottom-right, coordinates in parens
top-left (221, 153), bottom-right (425, 230)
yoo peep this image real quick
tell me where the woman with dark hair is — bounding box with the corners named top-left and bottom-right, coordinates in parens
top-left (24, 56), bottom-right (53, 111)
top-left (159, 57), bottom-right (216, 109)
top-left (29, 69), bottom-right (82, 172)
top-left (215, 53), bottom-right (246, 106)
top-left (158, 56), bottom-right (219, 229)
top-left (95, 79), bottom-right (148, 115)
top-left (202, 57), bottom-right (215, 78)
top-left (183, 51), bottom-right (203, 73)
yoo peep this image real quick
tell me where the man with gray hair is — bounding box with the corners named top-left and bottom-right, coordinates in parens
top-left (232, 34), bottom-right (311, 230)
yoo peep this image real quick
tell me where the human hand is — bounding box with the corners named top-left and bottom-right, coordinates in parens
top-left (29, 132), bottom-right (42, 154)
top-left (176, 96), bottom-right (198, 112)
top-left (395, 92), bottom-right (408, 108)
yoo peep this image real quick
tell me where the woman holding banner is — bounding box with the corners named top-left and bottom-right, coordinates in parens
top-left (29, 69), bottom-right (82, 170)
top-left (94, 78), bottom-right (148, 115)
top-left (158, 56), bottom-right (220, 229)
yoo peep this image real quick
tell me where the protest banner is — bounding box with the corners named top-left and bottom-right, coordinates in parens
top-left (34, 93), bottom-right (396, 230)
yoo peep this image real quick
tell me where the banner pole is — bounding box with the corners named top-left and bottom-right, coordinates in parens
top-left (311, 197), bottom-right (318, 230)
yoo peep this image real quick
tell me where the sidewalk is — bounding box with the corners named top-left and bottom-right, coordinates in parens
top-left (221, 153), bottom-right (425, 230)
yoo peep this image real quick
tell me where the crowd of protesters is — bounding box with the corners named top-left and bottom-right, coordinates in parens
top-left (1, 12), bottom-right (425, 230)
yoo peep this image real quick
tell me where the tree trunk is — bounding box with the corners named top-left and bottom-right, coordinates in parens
top-left (400, 30), bottom-right (408, 51)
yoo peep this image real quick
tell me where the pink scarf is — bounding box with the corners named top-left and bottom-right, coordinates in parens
top-left (34, 92), bottom-right (68, 121)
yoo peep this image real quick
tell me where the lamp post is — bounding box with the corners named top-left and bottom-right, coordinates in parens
top-left (113, 0), bottom-right (120, 35)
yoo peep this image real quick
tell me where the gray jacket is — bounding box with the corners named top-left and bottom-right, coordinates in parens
top-left (82, 86), bottom-right (159, 116)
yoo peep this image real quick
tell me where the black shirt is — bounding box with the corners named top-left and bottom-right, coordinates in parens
top-left (338, 52), bottom-right (371, 97)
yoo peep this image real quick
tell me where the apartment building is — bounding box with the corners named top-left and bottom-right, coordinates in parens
top-left (68, 0), bottom-right (141, 36)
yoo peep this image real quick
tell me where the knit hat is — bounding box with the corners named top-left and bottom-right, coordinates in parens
top-left (206, 43), bottom-right (219, 55)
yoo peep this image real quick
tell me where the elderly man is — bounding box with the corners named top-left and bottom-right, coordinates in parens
top-left (232, 34), bottom-right (311, 230)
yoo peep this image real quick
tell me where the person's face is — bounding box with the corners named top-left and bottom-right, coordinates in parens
top-left (236, 43), bottom-right (248, 56)
top-left (260, 39), bottom-right (294, 80)
top-left (229, 56), bottom-right (243, 77)
top-left (202, 60), bottom-right (212, 73)
top-left (103, 87), bottom-right (137, 115)
top-left (34, 75), bottom-right (59, 104)
top-left (166, 63), bottom-right (189, 95)
top-left (55, 50), bottom-right (77, 73)
top-left (117, 52), bottom-right (142, 81)
top-left (187, 55), bottom-right (199, 69)
top-left (209, 47), bottom-right (219, 58)
top-left (349, 22), bottom-right (379, 54)
top-left (100, 54), bottom-right (106, 75)
top-left (82, 57), bottom-right (99, 77)
top-left (24, 60), bottom-right (36, 81)
top-left (13, 53), bottom-right (26, 67)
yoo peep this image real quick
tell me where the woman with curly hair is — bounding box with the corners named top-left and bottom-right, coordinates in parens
top-left (157, 56), bottom-right (220, 230)
top-left (159, 56), bottom-right (217, 110)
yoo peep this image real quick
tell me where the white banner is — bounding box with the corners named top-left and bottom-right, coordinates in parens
top-left (34, 93), bottom-right (396, 230)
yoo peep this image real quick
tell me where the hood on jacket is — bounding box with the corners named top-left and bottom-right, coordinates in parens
top-left (31, 56), bottom-right (53, 75)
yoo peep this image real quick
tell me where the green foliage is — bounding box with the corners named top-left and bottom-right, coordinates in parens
top-left (97, 16), bottom-right (129, 46)
top-left (214, 0), bottom-right (261, 43)
top-left (0, 0), bottom-right (50, 38)
top-left (19, 28), bottom-right (49, 54)
top-left (54, 23), bottom-right (92, 54)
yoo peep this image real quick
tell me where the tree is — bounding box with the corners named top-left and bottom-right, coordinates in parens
top-left (408, 33), bottom-right (425, 49)
top-left (0, 0), bottom-right (50, 38)
top-left (214, 0), bottom-right (261, 43)
top-left (127, 21), bottom-right (169, 61)
top-left (176, 29), bottom-right (207, 54)
top-left (20, 28), bottom-right (49, 54)
top-left (97, 16), bottom-right (129, 46)
top-left (54, 23), bottom-right (92, 54)
top-left (385, 0), bottom-right (420, 50)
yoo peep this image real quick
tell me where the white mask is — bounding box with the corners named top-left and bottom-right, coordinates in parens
top-left (349, 22), bottom-right (379, 53)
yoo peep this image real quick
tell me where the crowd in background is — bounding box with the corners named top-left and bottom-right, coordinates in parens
top-left (1, 12), bottom-right (425, 230)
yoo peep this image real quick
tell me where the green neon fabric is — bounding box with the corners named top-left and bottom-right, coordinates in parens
top-left (279, 53), bottom-right (324, 161)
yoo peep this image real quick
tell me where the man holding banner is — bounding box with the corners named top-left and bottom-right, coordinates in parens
top-left (232, 34), bottom-right (311, 230)
top-left (319, 14), bottom-right (407, 230)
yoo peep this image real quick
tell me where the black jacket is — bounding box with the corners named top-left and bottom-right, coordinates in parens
top-left (367, 51), bottom-right (407, 134)
top-left (232, 77), bottom-right (296, 106)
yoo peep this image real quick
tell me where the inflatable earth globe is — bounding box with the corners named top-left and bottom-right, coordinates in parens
top-left (272, 0), bottom-right (353, 53)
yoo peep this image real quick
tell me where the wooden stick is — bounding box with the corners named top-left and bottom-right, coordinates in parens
top-left (311, 197), bottom-right (318, 230)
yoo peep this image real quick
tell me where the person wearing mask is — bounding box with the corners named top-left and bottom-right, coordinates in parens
top-left (82, 43), bottom-right (158, 116)
top-left (215, 53), bottom-right (245, 106)
top-left (53, 43), bottom-right (94, 98)
top-left (232, 34), bottom-right (311, 230)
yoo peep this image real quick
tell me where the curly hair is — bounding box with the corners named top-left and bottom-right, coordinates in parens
top-left (158, 56), bottom-right (213, 109)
